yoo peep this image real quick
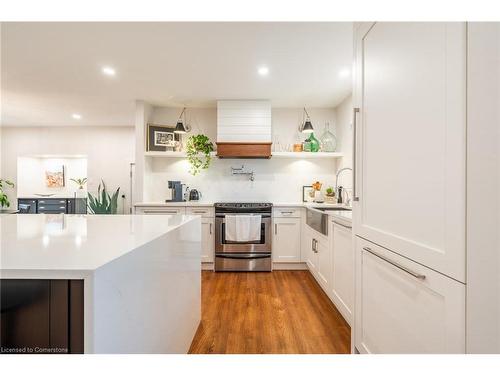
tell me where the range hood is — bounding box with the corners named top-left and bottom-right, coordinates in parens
top-left (216, 100), bottom-right (272, 159)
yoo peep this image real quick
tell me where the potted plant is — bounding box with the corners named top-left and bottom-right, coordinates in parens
top-left (87, 180), bottom-right (120, 214)
top-left (186, 134), bottom-right (214, 176)
top-left (325, 186), bottom-right (336, 203)
top-left (70, 178), bottom-right (88, 190)
top-left (0, 179), bottom-right (15, 209)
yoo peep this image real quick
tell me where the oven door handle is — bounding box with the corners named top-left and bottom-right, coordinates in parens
top-left (216, 253), bottom-right (271, 259)
top-left (216, 214), bottom-right (271, 218)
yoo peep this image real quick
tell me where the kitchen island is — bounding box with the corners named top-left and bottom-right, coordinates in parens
top-left (0, 214), bottom-right (201, 354)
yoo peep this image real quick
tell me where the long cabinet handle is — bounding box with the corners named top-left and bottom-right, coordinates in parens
top-left (332, 220), bottom-right (352, 229)
top-left (209, 223), bottom-right (212, 235)
top-left (353, 107), bottom-right (360, 202)
top-left (363, 247), bottom-right (426, 280)
top-left (275, 223), bottom-right (277, 235)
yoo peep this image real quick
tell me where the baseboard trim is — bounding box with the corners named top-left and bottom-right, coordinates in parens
top-left (272, 262), bottom-right (308, 270)
top-left (201, 262), bottom-right (214, 271)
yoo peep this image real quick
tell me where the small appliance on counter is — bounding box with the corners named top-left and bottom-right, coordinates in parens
top-left (166, 181), bottom-right (187, 202)
top-left (189, 189), bottom-right (201, 201)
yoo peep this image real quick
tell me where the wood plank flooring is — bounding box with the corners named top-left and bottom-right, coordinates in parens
top-left (188, 270), bottom-right (351, 354)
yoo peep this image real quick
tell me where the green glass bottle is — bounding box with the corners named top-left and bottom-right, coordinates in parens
top-left (308, 133), bottom-right (320, 152)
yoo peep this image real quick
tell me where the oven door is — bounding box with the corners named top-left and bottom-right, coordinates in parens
top-left (215, 215), bottom-right (271, 253)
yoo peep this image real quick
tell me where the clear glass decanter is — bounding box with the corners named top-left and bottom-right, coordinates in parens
top-left (319, 122), bottom-right (337, 152)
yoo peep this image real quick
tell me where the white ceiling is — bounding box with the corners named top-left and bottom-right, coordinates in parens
top-left (1, 22), bottom-right (353, 127)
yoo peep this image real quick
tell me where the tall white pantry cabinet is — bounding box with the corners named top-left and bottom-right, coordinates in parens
top-left (352, 22), bottom-right (500, 354)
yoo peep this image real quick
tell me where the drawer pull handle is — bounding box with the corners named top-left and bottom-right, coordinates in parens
top-left (363, 247), bottom-right (426, 280)
top-left (193, 210), bottom-right (206, 213)
top-left (281, 211), bottom-right (294, 214)
top-left (333, 221), bottom-right (352, 229)
top-left (143, 210), bottom-right (178, 214)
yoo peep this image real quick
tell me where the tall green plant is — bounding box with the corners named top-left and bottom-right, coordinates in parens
top-left (87, 180), bottom-right (120, 214)
top-left (0, 179), bottom-right (15, 208)
top-left (186, 134), bottom-right (214, 175)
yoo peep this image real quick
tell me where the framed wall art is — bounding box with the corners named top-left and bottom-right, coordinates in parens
top-left (146, 124), bottom-right (181, 152)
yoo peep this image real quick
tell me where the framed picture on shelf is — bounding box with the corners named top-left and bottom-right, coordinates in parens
top-left (146, 124), bottom-right (181, 152)
top-left (302, 185), bottom-right (314, 202)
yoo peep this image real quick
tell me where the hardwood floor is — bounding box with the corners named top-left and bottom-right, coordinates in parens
top-left (188, 270), bottom-right (351, 354)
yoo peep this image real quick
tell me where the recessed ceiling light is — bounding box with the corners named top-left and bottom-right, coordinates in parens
top-left (102, 66), bottom-right (116, 76)
top-left (258, 66), bottom-right (269, 76)
top-left (339, 68), bottom-right (351, 78)
top-left (72, 113), bottom-right (82, 120)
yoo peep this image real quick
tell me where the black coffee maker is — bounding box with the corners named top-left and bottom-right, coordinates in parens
top-left (166, 181), bottom-right (184, 202)
top-left (189, 189), bottom-right (201, 201)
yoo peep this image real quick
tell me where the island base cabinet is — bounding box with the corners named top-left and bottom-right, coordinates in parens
top-left (0, 279), bottom-right (84, 354)
top-left (354, 237), bottom-right (465, 354)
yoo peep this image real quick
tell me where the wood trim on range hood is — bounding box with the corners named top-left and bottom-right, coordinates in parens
top-left (216, 142), bottom-right (272, 159)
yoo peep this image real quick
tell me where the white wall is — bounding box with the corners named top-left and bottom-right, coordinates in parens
top-left (142, 106), bottom-right (342, 203)
top-left (17, 156), bottom-right (87, 197)
top-left (335, 94), bottom-right (353, 192)
top-left (1, 126), bottom-right (135, 213)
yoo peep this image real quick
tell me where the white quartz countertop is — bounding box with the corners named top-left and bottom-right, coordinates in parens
top-left (0, 214), bottom-right (198, 274)
top-left (134, 201), bottom-right (351, 209)
top-left (134, 201), bottom-right (214, 207)
top-left (133, 201), bottom-right (352, 223)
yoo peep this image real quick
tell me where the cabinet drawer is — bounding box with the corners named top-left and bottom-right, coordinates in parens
top-left (355, 237), bottom-right (465, 354)
top-left (38, 199), bottom-right (68, 206)
top-left (186, 207), bottom-right (214, 218)
top-left (273, 207), bottom-right (302, 218)
top-left (136, 207), bottom-right (185, 215)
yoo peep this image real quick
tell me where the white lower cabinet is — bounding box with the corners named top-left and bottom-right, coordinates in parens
top-left (135, 206), bottom-right (186, 215)
top-left (354, 236), bottom-right (466, 354)
top-left (330, 220), bottom-right (354, 325)
top-left (135, 205), bottom-right (214, 266)
top-left (302, 226), bottom-right (317, 273)
top-left (272, 217), bottom-right (301, 262)
top-left (200, 217), bottom-right (215, 263)
top-left (303, 225), bottom-right (331, 292)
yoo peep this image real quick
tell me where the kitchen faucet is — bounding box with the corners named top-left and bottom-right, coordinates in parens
top-left (335, 167), bottom-right (352, 204)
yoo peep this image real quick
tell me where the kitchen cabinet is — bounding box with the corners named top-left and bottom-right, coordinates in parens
top-left (17, 198), bottom-right (86, 214)
top-left (135, 206), bottom-right (186, 215)
top-left (353, 22), bottom-right (466, 282)
top-left (186, 208), bottom-right (215, 264)
top-left (302, 224), bottom-right (331, 292)
top-left (200, 218), bottom-right (214, 263)
top-left (315, 235), bottom-right (331, 292)
top-left (302, 225), bottom-right (317, 273)
top-left (330, 219), bottom-right (353, 325)
top-left (354, 237), bottom-right (465, 354)
top-left (272, 217), bottom-right (301, 263)
top-left (136, 205), bottom-right (214, 266)
top-left (0, 279), bottom-right (84, 353)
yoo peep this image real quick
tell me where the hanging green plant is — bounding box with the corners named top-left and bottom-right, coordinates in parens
top-left (186, 134), bottom-right (214, 176)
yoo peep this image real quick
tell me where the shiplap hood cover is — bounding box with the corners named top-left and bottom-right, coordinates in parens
top-left (216, 100), bottom-right (272, 158)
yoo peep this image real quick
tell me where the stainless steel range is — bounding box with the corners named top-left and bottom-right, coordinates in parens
top-left (214, 202), bottom-right (272, 272)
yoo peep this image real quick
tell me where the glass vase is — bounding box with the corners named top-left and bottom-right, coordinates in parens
top-left (319, 122), bottom-right (337, 152)
top-left (308, 133), bottom-right (320, 152)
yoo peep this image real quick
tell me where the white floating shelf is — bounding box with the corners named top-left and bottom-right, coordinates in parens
top-left (144, 151), bottom-right (217, 158)
top-left (144, 151), bottom-right (343, 159)
top-left (271, 152), bottom-right (343, 159)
